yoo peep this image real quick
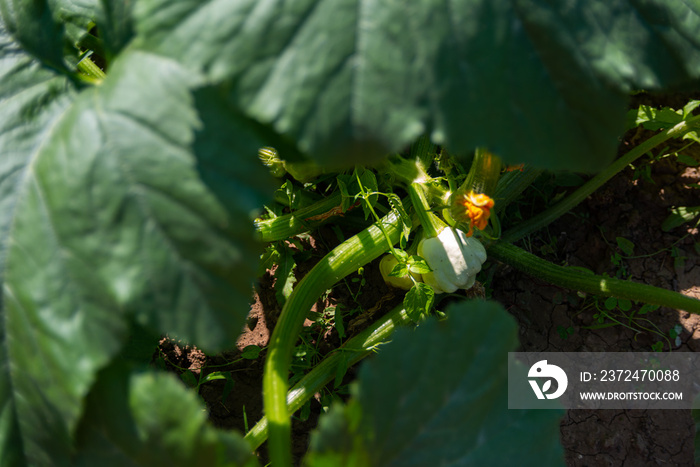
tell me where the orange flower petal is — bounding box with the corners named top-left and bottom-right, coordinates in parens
top-left (456, 191), bottom-right (494, 235)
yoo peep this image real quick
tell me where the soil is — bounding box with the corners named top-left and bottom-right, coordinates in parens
top-left (157, 97), bottom-right (700, 466)
top-left (493, 157), bottom-right (700, 466)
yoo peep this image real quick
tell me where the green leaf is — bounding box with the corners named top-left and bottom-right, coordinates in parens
top-left (335, 176), bottom-right (354, 212)
top-left (306, 402), bottom-right (369, 467)
top-left (638, 303), bottom-right (659, 315)
top-left (661, 206), bottom-right (700, 231)
top-left (222, 374), bottom-right (236, 405)
top-left (258, 244), bottom-right (281, 277)
top-left (274, 247), bottom-right (297, 307)
top-left (334, 305), bottom-right (345, 340)
top-left (334, 354), bottom-right (349, 389)
top-left (180, 370), bottom-right (198, 389)
top-left (53, 0), bottom-right (95, 53)
top-left (307, 301), bottom-right (564, 466)
top-left (618, 298), bottom-right (632, 312)
top-left (408, 258), bottom-right (431, 275)
top-left (337, 167), bottom-right (378, 216)
top-left (134, 0), bottom-right (700, 172)
top-left (0, 47), bottom-right (273, 464)
top-left (407, 256), bottom-right (431, 275)
top-left (388, 263), bottom-right (409, 278)
top-left (683, 100), bottom-right (700, 118)
top-left (387, 193), bottom-right (411, 247)
top-left (403, 282), bottom-right (434, 322)
top-left (676, 153), bottom-right (700, 167)
top-left (75, 364), bottom-right (257, 467)
top-left (88, 0), bottom-right (134, 61)
top-left (201, 372), bottom-right (229, 384)
top-left (0, 22), bottom-right (79, 467)
top-left (0, 0), bottom-right (66, 70)
top-left (616, 236), bottom-right (635, 256)
top-left (604, 297), bottom-right (618, 310)
top-left (7, 50), bottom-right (272, 351)
top-left (241, 345), bottom-right (262, 360)
top-left (356, 167), bottom-right (378, 220)
top-left (1, 0), bottom-right (98, 71)
top-left (393, 249), bottom-right (409, 263)
top-left (627, 104), bottom-right (684, 131)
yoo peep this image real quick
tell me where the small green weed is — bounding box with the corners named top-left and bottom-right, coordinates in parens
top-left (578, 295), bottom-right (672, 351)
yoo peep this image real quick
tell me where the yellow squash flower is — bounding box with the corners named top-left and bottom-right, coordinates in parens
top-left (455, 191), bottom-right (494, 236)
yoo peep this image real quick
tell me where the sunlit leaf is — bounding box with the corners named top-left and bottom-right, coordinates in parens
top-left (134, 0), bottom-right (700, 171)
top-left (403, 282), bottom-right (434, 322)
top-left (0, 41), bottom-right (273, 464)
top-left (662, 206), bottom-right (700, 232)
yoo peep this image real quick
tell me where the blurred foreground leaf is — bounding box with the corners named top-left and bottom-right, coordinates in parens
top-left (0, 31), bottom-right (272, 465)
top-left (75, 364), bottom-right (257, 467)
top-left (306, 300), bottom-right (565, 466)
top-left (134, 0), bottom-right (700, 171)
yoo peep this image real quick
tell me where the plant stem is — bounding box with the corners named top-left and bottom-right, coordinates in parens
top-left (76, 33), bottom-right (106, 61)
top-left (410, 134), bottom-right (438, 177)
top-left (488, 240), bottom-right (700, 313)
top-left (448, 149), bottom-right (501, 229)
top-left (464, 147), bottom-right (502, 196)
top-left (493, 165), bottom-right (543, 214)
top-left (502, 116), bottom-right (700, 243)
top-left (246, 303), bottom-right (411, 450)
top-left (77, 55), bottom-right (105, 81)
top-left (355, 170), bottom-right (396, 253)
top-left (255, 192), bottom-right (343, 242)
top-left (381, 155), bottom-right (430, 186)
top-left (408, 182), bottom-right (442, 238)
top-left (263, 205), bottom-right (415, 466)
top-left (272, 186), bottom-right (322, 208)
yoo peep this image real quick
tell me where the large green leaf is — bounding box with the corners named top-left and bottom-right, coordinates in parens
top-left (0, 0), bottom-right (66, 70)
top-left (0, 21), bottom-right (77, 467)
top-left (72, 0), bottom-right (134, 62)
top-left (306, 301), bottom-right (564, 466)
top-left (94, 0), bottom-right (134, 61)
top-left (0, 39), bottom-right (274, 465)
top-left (50, 0), bottom-right (95, 51)
top-left (132, 0), bottom-right (700, 171)
top-left (0, 0), bottom-right (95, 69)
top-left (75, 364), bottom-right (257, 467)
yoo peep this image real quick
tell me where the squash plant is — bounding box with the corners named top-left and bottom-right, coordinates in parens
top-left (2, 1), bottom-right (700, 466)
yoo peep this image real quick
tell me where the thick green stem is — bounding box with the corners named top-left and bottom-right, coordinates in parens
top-left (408, 182), bottom-right (442, 238)
top-left (464, 148), bottom-right (502, 196)
top-left (77, 33), bottom-right (106, 61)
top-left (410, 135), bottom-right (438, 175)
top-left (263, 206), bottom-right (415, 466)
top-left (493, 166), bottom-right (543, 214)
top-left (488, 240), bottom-right (700, 313)
top-left (76, 55), bottom-right (105, 81)
top-left (246, 303), bottom-right (411, 449)
top-left (255, 192), bottom-right (344, 242)
top-left (503, 116), bottom-right (700, 243)
top-left (356, 170), bottom-right (396, 252)
top-left (272, 186), bottom-right (322, 208)
top-left (381, 155), bottom-right (430, 187)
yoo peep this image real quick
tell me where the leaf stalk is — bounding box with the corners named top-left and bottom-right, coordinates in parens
top-left (488, 240), bottom-right (700, 314)
top-left (503, 116), bottom-right (700, 243)
top-left (263, 204), bottom-right (415, 466)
